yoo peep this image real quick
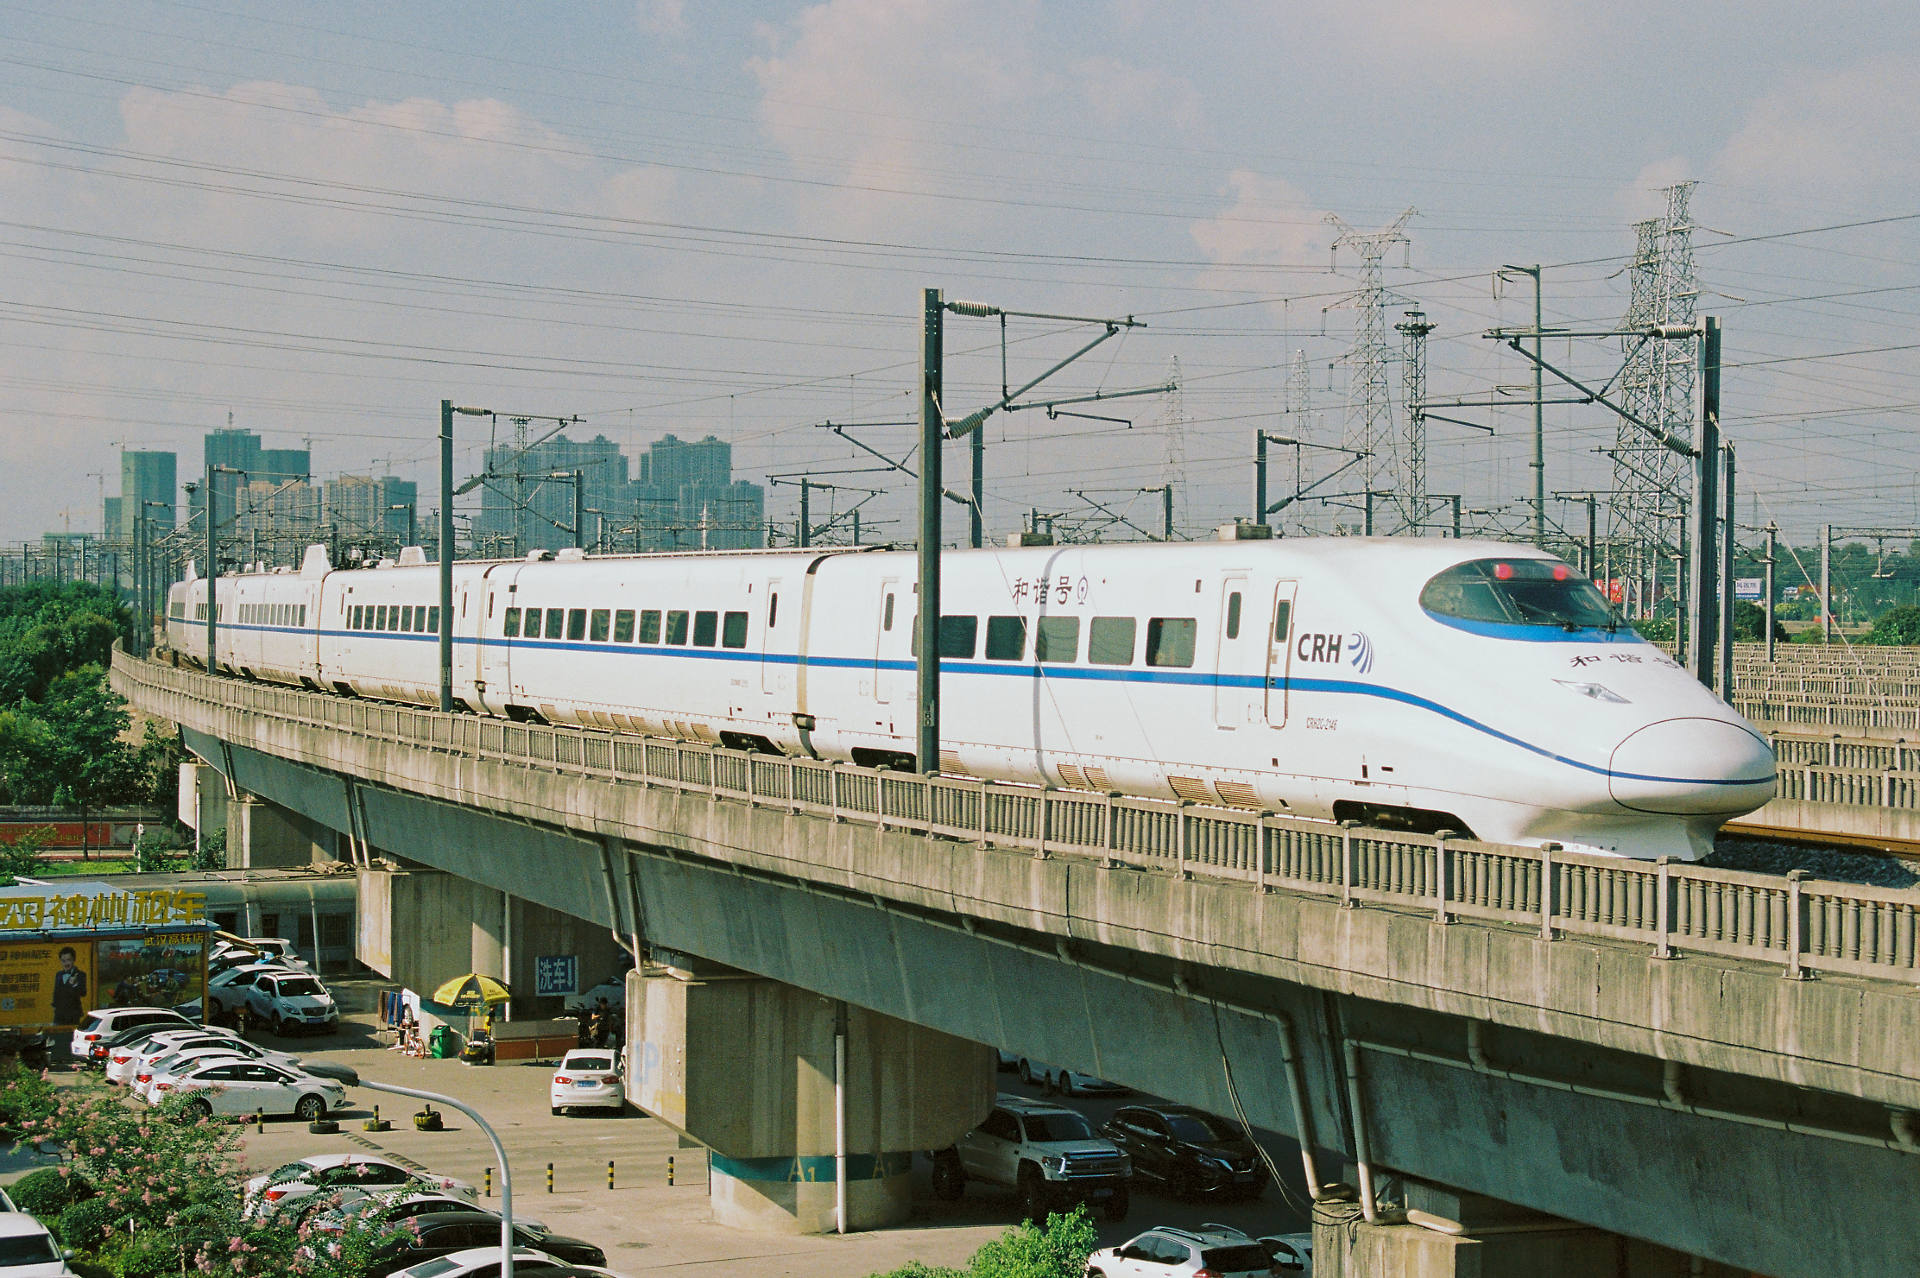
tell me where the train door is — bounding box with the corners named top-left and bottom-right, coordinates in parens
top-left (1264, 581), bottom-right (1298, 728)
top-left (761, 577), bottom-right (790, 698)
top-left (873, 577), bottom-right (907, 705)
top-left (1212, 575), bottom-right (1257, 728)
top-left (475, 567), bottom-right (513, 712)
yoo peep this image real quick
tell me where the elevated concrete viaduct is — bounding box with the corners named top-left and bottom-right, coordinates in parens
top-left (115, 652), bottom-right (1920, 1277)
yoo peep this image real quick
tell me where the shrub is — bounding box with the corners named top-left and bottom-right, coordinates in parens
top-left (56, 1198), bottom-right (125, 1249)
top-left (0, 1061), bottom-right (56, 1136)
top-left (10, 1165), bottom-right (94, 1216)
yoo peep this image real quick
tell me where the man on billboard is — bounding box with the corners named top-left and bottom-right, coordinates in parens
top-left (52, 945), bottom-right (87, 1026)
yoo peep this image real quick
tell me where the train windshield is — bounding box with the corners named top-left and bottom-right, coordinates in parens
top-left (1420, 558), bottom-right (1617, 631)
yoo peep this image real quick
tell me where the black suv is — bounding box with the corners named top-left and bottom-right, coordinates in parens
top-left (363, 1213), bottom-right (605, 1278)
top-left (1097, 1103), bottom-right (1267, 1198)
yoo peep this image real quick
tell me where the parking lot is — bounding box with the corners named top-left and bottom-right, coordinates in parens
top-left (20, 978), bottom-right (1316, 1277)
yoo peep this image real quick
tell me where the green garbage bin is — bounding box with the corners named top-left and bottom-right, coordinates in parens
top-left (428, 1025), bottom-right (457, 1059)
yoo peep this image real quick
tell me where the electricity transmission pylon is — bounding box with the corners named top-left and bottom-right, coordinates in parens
top-left (1395, 310), bottom-right (1436, 533)
top-left (1326, 208), bottom-right (1417, 506)
top-left (1608, 182), bottom-right (1698, 616)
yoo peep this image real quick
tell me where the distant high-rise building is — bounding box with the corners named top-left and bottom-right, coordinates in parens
top-left (474, 434), bottom-right (632, 554)
top-left (235, 478), bottom-right (321, 560)
top-left (102, 496), bottom-right (123, 541)
top-left (629, 434), bottom-right (763, 551)
top-left (118, 450), bottom-right (177, 541)
top-left (324, 474), bottom-right (419, 549)
top-left (380, 476), bottom-right (419, 541)
top-left (190, 428), bottom-right (308, 523)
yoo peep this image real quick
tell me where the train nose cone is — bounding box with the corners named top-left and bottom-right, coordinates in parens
top-left (1608, 718), bottom-right (1777, 816)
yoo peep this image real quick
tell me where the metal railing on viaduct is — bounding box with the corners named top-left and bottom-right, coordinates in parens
top-left (112, 651), bottom-right (1920, 988)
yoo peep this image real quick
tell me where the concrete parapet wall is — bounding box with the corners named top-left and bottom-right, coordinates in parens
top-left (113, 653), bottom-right (1920, 1113)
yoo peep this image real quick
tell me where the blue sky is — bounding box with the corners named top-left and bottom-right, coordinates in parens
top-left (5, 1), bottom-right (1920, 562)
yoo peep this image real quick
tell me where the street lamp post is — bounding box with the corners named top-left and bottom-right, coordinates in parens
top-left (347, 1075), bottom-right (517, 1278)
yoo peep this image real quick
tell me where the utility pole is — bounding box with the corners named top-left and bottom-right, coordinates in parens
top-left (917, 289), bottom-right (943, 776)
top-left (799, 478), bottom-right (812, 548)
top-left (442, 399), bottom-right (493, 712)
top-left (1821, 524), bottom-right (1833, 644)
top-left (1254, 432), bottom-right (1269, 527)
top-left (1687, 317), bottom-right (1721, 689)
top-left (1764, 522), bottom-right (1778, 663)
top-left (1718, 445), bottom-right (1735, 703)
top-left (204, 463), bottom-right (244, 674)
top-left (1499, 265), bottom-right (1546, 545)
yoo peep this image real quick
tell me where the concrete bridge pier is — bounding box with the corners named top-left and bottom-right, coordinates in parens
top-left (1312, 1181), bottom-right (1750, 1278)
top-left (628, 958), bottom-right (994, 1234)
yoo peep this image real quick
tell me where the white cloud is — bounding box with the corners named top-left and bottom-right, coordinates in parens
top-left (1069, 56), bottom-right (1202, 134)
top-left (1708, 54), bottom-right (1920, 207)
top-left (1190, 170), bottom-right (1327, 268)
top-left (635, 0), bottom-right (686, 36)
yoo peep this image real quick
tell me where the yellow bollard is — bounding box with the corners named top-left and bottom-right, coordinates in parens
top-left (254, 1109), bottom-right (264, 1134)
top-left (546, 1162), bottom-right (554, 1194)
top-left (606, 1160), bottom-right (614, 1191)
top-left (667, 1155), bottom-right (674, 1187)
top-left (484, 1167), bottom-right (492, 1198)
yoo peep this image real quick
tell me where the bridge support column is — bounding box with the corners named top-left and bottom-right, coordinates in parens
top-left (1312, 1183), bottom-right (1747, 1277)
top-left (630, 962), bottom-right (994, 1234)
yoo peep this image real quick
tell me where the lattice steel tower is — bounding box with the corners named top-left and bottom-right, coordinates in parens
top-left (1160, 355), bottom-right (1186, 531)
top-left (1395, 310), bottom-right (1436, 533)
top-left (1608, 182), bottom-right (1698, 616)
top-left (1326, 208), bottom-right (1416, 504)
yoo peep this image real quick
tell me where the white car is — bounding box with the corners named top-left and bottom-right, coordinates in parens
top-left (205, 963), bottom-right (298, 1018)
top-left (245, 1156), bottom-right (479, 1219)
top-left (549, 1049), bottom-right (623, 1115)
top-left (1085, 1226), bottom-right (1277, 1278)
top-left (133, 1040), bottom-right (302, 1099)
top-left (0, 1213), bottom-right (75, 1278)
top-left (244, 970), bottom-right (340, 1036)
top-left (68, 1007), bottom-right (193, 1060)
top-left (209, 937), bottom-right (309, 970)
top-left (106, 1027), bottom-right (257, 1085)
top-left (388, 1246), bottom-right (575, 1278)
top-left (133, 1050), bottom-right (253, 1102)
top-left (144, 1058), bottom-right (344, 1122)
top-left (1018, 1059), bottom-right (1131, 1097)
top-left (1260, 1233), bottom-right (1313, 1275)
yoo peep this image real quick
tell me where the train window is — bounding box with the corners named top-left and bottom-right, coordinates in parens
top-left (638, 610), bottom-right (661, 643)
top-left (503, 608), bottom-right (520, 638)
top-left (941, 615), bottom-right (977, 658)
top-left (1273, 600), bottom-right (1292, 643)
top-left (613, 610), bottom-right (635, 643)
top-left (768, 594), bottom-right (779, 628)
top-left (1420, 559), bottom-right (1616, 631)
top-left (427, 607), bottom-right (438, 632)
top-left (538, 609), bottom-right (559, 640)
top-left (376, 606), bottom-right (389, 631)
top-left (1088, 617), bottom-right (1137, 666)
top-left (590, 609), bottom-right (611, 642)
top-left (1146, 618), bottom-right (1197, 668)
top-left (722, 611), bottom-right (748, 649)
top-left (665, 610), bottom-right (690, 645)
top-left (521, 608), bottom-right (540, 638)
top-left (349, 606), bottom-right (360, 630)
top-left (692, 611), bottom-right (718, 647)
top-left (985, 615), bottom-right (1027, 661)
top-left (1225, 592), bottom-right (1242, 640)
top-left (882, 594), bottom-right (894, 631)
top-left (299, 605), bottom-right (306, 627)
top-left (557, 609), bottom-right (577, 640)
top-left (1035, 616), bottom-right (1079, 663)
top-left (403, 606), bottom-right (416, 632)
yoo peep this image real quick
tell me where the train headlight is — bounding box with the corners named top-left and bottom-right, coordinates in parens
top-left (1555, 680), bottom-right (1629, 704)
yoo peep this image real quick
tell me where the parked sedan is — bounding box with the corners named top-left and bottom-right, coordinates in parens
top-left (134, 1041), bottom-right (303, 1100)
top-left (113, 1028), bottom-right (294, 1086)
top-left (306, 1194), bottom-right (549, 1239)
top-left (1098, 1104), bottom-right (1268, 1198)
top-left (0, 1212), bottom-right (76, 1278)
top-left (362, 1213), bottom-right (605, 1278)
top-left (387, 1246), bottom-right (575, 1278)
top-left (145, 1058), bottom-right (345, 1122)
top-left (246, 1156), bottom-right (477, 1218)
top-left (1018, 1059), bottom-right (1131, 1098)
top-left (548, 1050), bottom-right (623, 1115)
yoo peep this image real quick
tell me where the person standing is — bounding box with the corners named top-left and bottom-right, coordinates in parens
top-left (50, 947), bottom-right (87, 1027)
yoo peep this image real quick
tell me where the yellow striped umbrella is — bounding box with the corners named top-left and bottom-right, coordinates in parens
top-left (429, 973), bottom-right (511, 1010)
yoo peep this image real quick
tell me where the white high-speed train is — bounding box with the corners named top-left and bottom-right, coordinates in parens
top-left (163, 534), bottom-right (1775, 860)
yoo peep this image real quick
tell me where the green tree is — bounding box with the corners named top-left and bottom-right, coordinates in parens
top-left (1864, 605), bottom-right (1920, 646)
top-left (1731, 602), bottom-right (1788, 642)
top-left (0, 824), bottom-right (54, 886)
top-left (867, 1207), bottom-right (1096, 1278)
